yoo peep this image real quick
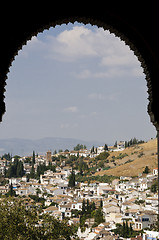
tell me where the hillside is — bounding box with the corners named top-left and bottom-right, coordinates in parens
top-left (94, 138), bottom-right (158, 177)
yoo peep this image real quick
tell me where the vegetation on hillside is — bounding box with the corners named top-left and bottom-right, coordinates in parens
top-left (112, 222), bottom-right (139, 238)
top-left (0, 197), bottom-right (78, 240)
top-left (95, 138), bottom-right (158, 177)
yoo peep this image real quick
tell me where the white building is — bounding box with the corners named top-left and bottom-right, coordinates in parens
top-left (117, 141), bottom-right (125, 150)
top-left (143, 230), bottom-right (159, 240)
top-left (153, 168), bottom-right (158, 176)
top-left (97, 183), bottom-right (112, 196)
top-left (115, 181), bottom-right (130, 192)
top-left (97, 146), bottom-right (105, 154)
top-left (134, 211), bottom-right (157, 230)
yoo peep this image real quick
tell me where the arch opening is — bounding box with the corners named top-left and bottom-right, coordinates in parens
top-left (0, 18), bottom-right (159, 233)
top-left (4, 21), bottom-right (156, 147)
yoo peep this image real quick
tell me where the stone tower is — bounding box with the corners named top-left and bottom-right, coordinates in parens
top-left (46, 150), bottom-right (52, 166)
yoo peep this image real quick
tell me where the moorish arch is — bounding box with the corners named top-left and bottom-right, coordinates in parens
top-left (0, 6), bottom-right (158, 210)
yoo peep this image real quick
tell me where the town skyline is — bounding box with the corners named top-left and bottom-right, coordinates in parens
top-left (0, 137), bottom-right (158, 239)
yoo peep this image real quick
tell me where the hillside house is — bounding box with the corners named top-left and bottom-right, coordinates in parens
top-left (153, 168), bottom-right (158, 176)
top-left (15, 187), bottom-right (28, 196)
top-left (117, 141), bottom-right (125, 150)
top-left (97, 183), bottom-right (113, 196)
top-left (115, 181), bottom-right (130, 192)
top-left (44, 196), bottom-right (58, 207)
top-left (70, 149), bottom-right (89, 158)
top-left (97, 146), bottom-right (105, 154)
top-left (71, 200), bottom-right (83, 211)
top-left (0, 185), bottom-right (9, 194)
top-left (103, 203), bottom-right (120, 215)
top-left (103, 196), bottom-right (118, 207)
top-left (43, 205), bottom-right (58, 214)
top-left (138, 178), bottom-right (152, 191)
top-left (43, 206), bottom-right (61, 219)
top-left (58, 202), bottom-right (72, 218)
top-left (105, 212), bottom-right (122, 224)
top-left (143, 230), bottom-right (159, 240)
top-left (145, 196), bottom-right (158, 213)
top-left (123, 208), bottom-right (139, 220)
top-left (121, 201), bottom-right (142, 213)
top-left (134, 211), bottom-right (157, 230)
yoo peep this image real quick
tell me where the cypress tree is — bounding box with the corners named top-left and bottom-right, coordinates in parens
top-left (125, 221), bottom-right (129, 237)
top-left (68, 170), bottom-right (75, 188)
top-left (30, 161), bottom-right (35, 178)
top-left (130, 223), bottom-right (133, 236)
top-left (82, 199), bottom-right (86, 214)
top-left (104, 144), bottom-right (108, 151)
top-left (122, 221), bottom-right (126, 237)
top-left (100, 199), bottom-right (103, 208)
top-left (32, 151), bottom-right (35, 164)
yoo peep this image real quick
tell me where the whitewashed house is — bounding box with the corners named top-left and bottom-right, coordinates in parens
top-left (134, 211), bottom-right (157, 230)
top-left (143, 230), bottom-right (159, 240)
top-left (97, 183), bottom-right (112, 196)
top-left (153, 168), bottom-right (158, 176)
top-left (97, 146), bottom-right (105, 154)
top-left (115, 181), bottom-right (130, 192)
top-left (105, 212), bottom-right (122, 224)
top-left (71, 201), bottom-right (83, 211)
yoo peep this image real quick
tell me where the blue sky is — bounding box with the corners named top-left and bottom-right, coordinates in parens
top-left (0, 22), bottom-right (156, 144)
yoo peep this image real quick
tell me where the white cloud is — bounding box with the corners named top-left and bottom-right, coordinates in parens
top-left (74, 66), bottom-right (138, 80)
top-left (88, 93), bottom-right (106, 100)
top-left (60, 123), bottom-right (70, 129)
top-left (88, 92), bottom-right (120, 102)
top-left (20, 24), bottom-right (143, 80)
top-left (45, 26), bottom-right (98, 62)
top-left (100, 54), bottom-right (138, 67)
top-left (43, 25), bottom-right (140, 67)
top-left (63, 106), bottom-right (78, 113)
top-left (60, 123), bottom-right (78, 129)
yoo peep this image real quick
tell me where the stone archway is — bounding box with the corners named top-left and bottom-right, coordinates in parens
top-left (0, 8), bottom-right (158, 216)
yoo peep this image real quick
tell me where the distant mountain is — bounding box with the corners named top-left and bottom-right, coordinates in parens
top-left (0, 137), bottom-right (105, 156)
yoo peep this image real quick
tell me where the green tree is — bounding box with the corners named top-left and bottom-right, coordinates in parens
top-left (2, 153), bottom-right (12, 161)
top-left (125, 141), bottom-right (128, 148)
top-left (68, 170), bottom-right (75, 188)
top-left (94, 207), bottom-right (105, 225)
top-left (95, 151), bottom-right (109, 160)
top-left (6, 159), bottom-right (24, 178)
top-left (53, 149), bottom-right (57, 154)
top-left (100, 199), bottom-right (103, 208)
top-left (5, 182), bottom-right (16, 197)
top-left (74, 144), bottom-right (86, 151)
top-left (30, 161), bottom-right (35, 178)
top-left (122, 221), bottom-right (126, 237)
top-left (32, 150), bottom-right (35, 164)
top-left (91, 146), bottom-right (95, 153)
top-left (143, 165), bottom-right (150, 174)
top-left (16, 160), bottom-right (24, 177)
top-left (82, 199), bottom-right (86, 214)
top-left (98, 160), bottom-right (104, 168)
top-left (0, 197), bottom-right (77, 240)
top-left (114, 141), bottom-right (117, 147)
top-left (104, 144), bottom-right (108, 151)
top-left (151, 180), bottom-right (158, 193)
top-left (125, 221), bottom-right (129, 237)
